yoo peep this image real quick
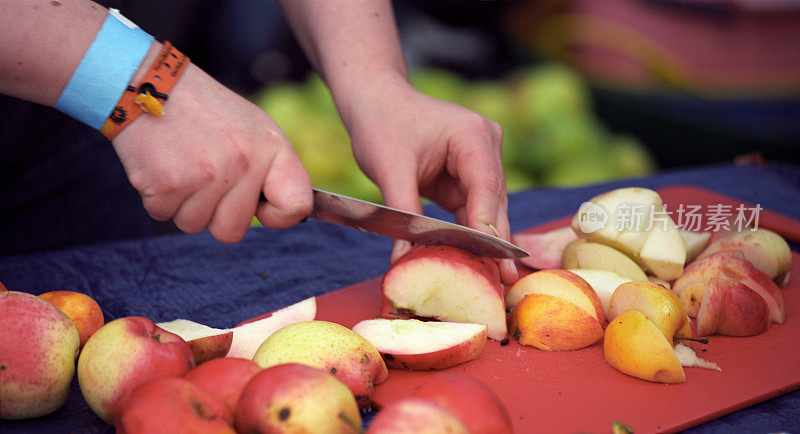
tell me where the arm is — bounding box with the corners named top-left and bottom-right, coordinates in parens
top-left (1, 0), bottom-right (313, 241)
top-left (278, 0), bottom-right (518, 283)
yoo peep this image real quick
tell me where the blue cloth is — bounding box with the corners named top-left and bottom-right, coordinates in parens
top-left (1, 162), bottom-right (799, 432)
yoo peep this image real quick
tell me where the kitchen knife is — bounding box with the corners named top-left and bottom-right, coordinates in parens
top-left (261, 189), bottom-right (529, 259)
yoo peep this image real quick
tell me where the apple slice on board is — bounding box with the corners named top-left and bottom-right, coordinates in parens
top-left (157, 296), bottom-right (316, 363)
top-left (381, 245), bottom-right (507, 341)
top-left (353, 318), bottom-right (487, 370)
top-left (695, 278), bottom-right (770, 337)
top-left (561, 241), bottom-right (648, 281)
top-left (512, 225), bottom-right (579, 270)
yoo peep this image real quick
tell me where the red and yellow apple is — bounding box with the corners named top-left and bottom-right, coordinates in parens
top-left (235, 363), bottom-right (362, 433)
top-left (608, 281), bottom-right (689, 346)
top-left (367, 398), bottom-right (468, 434)
top-left (411, 373), bottom-right (513, 434)
top-left (697, 228), bottom-right (792, 287)
top-left (38, 290), bottom-right (105, 349)
top-left (507, 269), bottom-right (605, 351)
top-left (115, 376), bottom-right (234, 433)
top-left (77, 316), bottom-right (195, 423)
top-left (380, 245), bottom-right (506, 341)
top-left (0, 291), bottom-right (80, 419)
top-left (695, 278), bottom-right (770, 337)
top-left (252, 320), bottom-right (388, 409)
top-left (352, 318), bottom-right (487, 370)
top-left (673, 250), bottom-right (785, 325)
top-left (184, 357), bottom-right (262, 416)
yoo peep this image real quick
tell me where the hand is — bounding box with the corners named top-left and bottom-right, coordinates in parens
top-left (344, 72), bottom-right (518, 285)
top-left (112, 63), bottom-right (313, 242)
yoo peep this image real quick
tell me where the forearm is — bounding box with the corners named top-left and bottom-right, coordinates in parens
top-left (0, 0), bottom-right (110, 105)
top-left (277, 0), bottom-right (408, 122)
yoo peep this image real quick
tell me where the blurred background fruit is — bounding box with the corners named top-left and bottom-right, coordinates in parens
top-left (253, 61), bottom-right (657, 204)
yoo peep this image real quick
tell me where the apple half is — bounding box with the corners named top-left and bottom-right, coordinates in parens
top-left (696, 228), bottom-right (792, 287)
top-left (157, 296), bottom-right (316, 363)
top-left (381, 245), bottom-right (507, 341)
top-left (353, 319), bottom-right (487, 370)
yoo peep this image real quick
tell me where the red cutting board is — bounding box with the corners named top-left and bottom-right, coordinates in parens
top-left (308, 185), bottom-right (800, 433)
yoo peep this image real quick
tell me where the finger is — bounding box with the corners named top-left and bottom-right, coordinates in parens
top-left (171, 172), bottom-right (232, 234)
top-left (377, 169), bottom-right (423, 216)
top-left (256, 147), bottom-right (313, 229)
top-left (205, 175), bottom-right (262, 243)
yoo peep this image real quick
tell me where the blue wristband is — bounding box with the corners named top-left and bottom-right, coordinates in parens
top-left (54, 9), bottom-right (153, 130)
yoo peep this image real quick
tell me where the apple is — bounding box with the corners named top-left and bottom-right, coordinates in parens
top-left (228, 296), bottom-right (317, 358)
top-left (156, 319), bottom-right (233, 365)
top-left (38, 290), bottom-right (105, 349)
top-left (604, 309), bottom-right (686, 383)
top-left (639, 214), bottom-right (686, 280)
top-left (184, 357), bottom-right (262, 416)
top-left (512, 225), bottom-right (579, 270)
top-left (566, 268), bottom-right (632, 320)
top-left (155, 296), bottom-right (316, 363)
top-left (561, 240), bottom-right (648, 281)
top-left (510, 293), bottom-right (605, 351)
top-left (252, 320), bottom-right (388, 409)
top-left (696, 278), bottom-right (770, 337)
top-left (680, 229), bottom-right (711, 263)
top-left (381, 245), bottom-right (507, 341)
top-left (235, 363), bottom-right (362, 433)
top-left (571, 187), bottom-right (663, 258)
top-left (697, 228), bottom-right (792, 287)
top-left (366, 398), bottom-right (468, 434)
top-left (412, 373), bottom-right (513, 434)
top-left (674, 251), bottom-right (785, 324)
top-left (608, 281), bottom-right (688, 346)
top-left (506, 269), bottom-right (605, 325)
top-left (352, 318), bottom-right (487, 370)
top-left (0, 291), bottom-right (80, 419)
top-left (115, 377), bottom-right (234, 433)
top-left (77, 316), bottom-right (195, 423)
top-left (571, 187), bottom-right (686, 280)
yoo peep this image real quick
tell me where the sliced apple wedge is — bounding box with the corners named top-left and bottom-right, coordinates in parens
top-left (571, 187), bottom-right (662, 258)
top-left (719, 260), bottom-right (784, 324)
top-left (697, 228), bottom-right (792, 287)
top-left (673, 250), bottom-right (745, 316)
top-left (507, 269), bottom-right (605, 351)
top-left (639, 215), bottom-right (685, 280)
top-left (156, 319), bottom-right (233, 365)
top-left (696, 278), bottom-right (770, 337)
top-left (561, 241), bottom-right (648, 281)
top-left (352, 319), bottom-right (487, 370)
top-left (510, 294), bottom-right (604, 351)
top-left (609, 281), bottom-right (688, 346)
top-left (227, 296), bottom-right (317, 359)
top-left (604, 309), bottom-right (686, 384)
top-left (512, 225), bottom-right (579, 270)
top-left (506, 269), bottom-right (605, 326)
top-left (381, 245), bottom-right (507, 341)
top-left (157, 297), bottom-right (317, 363)
top-left (680, 229), bottom-right (711, 263)
top-left (566, 269), bottom-right (632, 321)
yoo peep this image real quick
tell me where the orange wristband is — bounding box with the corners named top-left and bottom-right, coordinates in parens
top-left (100, 41), bottom-right (189, 140)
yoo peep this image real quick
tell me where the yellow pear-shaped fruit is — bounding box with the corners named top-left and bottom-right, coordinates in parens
top-left (604, 309), bottom-right (686, 383)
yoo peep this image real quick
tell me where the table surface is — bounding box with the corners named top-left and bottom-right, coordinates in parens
top-left (2, 162), bottom-right (800, 433)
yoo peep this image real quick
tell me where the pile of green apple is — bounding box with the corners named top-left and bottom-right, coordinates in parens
top-left (252, 62), bottom-right (657, 203)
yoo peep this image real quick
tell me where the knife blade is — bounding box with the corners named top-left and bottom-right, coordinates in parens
top-left (304, 189), bottom-right (529, 259)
